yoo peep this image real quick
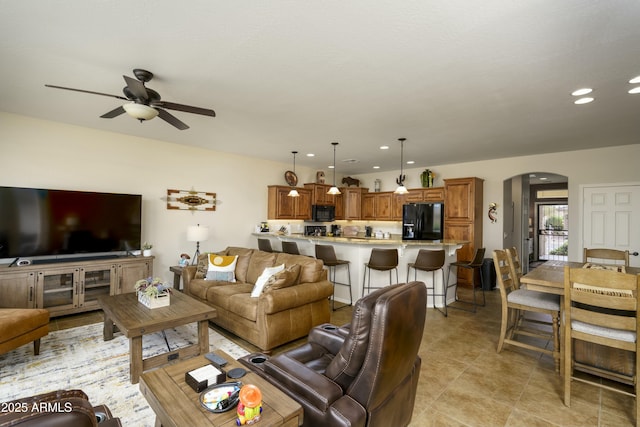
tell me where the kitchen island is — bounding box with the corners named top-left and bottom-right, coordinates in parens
top-left (252, 233), bottom-right (469, 307)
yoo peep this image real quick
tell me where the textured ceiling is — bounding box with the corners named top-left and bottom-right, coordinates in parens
top-left (1, 1), bottom-right (639, 174)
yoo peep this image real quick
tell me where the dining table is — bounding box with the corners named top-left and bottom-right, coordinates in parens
top-left (520, 259), bottom-right (640, 379)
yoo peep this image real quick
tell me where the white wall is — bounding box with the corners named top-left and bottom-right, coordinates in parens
top-left (2, 112), bottom-right (639, 281)
top-left (353, 144), bottom-right (640, 262)
top-left (0, 112), bottom-right (316, 285)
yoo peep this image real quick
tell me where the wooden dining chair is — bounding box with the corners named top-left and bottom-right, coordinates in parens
top-left (583, 248), bottom-right (630, 267)
top-left (493, 249), bottom-right (561, 371)
top-left (563, 266), bottom-right (640, 424)
top-left (506, 246), bottom-right (523, 279)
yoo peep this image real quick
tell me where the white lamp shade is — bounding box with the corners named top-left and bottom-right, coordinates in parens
top-left (187, 225), bottom-right (210, 242)
top-left (394, 185), bottom-right (409, 195)
top-left (327, 186), bottom-right (341, 195)
top-left (123, 103), bottom-right (159, 120)
top-left (288, 188), bottom-right (300, 197)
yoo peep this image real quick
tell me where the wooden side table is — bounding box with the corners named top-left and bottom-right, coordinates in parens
top-left (170, 265), bottom-right (184, 290)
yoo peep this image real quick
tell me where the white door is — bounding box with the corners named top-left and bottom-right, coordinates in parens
top-left (582, 184), bottom-right (640, 267)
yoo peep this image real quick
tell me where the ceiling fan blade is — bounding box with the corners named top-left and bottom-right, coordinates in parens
top-left (153, 101), bottom-right (216, 117)
top-left (45, 84), bottom-right (128, 100)
top-left (157, 108), bottom-right (189, 130)
top-left (100, 106), bottom-right (126, 118)
top-left (123, 75), bottom-right (148, 101)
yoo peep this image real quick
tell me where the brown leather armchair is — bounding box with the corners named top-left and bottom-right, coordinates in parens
top-left (240, 281), bottom-right (427, 427)
top-left (0, 390), bottom-right (121, 427)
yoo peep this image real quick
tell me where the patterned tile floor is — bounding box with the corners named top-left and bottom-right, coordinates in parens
top-left (55, 289), bottom-right (635, 426)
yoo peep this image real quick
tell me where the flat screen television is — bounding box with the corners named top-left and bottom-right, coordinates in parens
top-left (0, 186), bottom-right (142, 261)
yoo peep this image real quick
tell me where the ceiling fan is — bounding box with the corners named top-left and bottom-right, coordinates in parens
top-left (45, 68), bottom-right (215, 130)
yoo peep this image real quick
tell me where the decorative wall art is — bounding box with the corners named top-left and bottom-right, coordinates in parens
top-left (167, 189), bottom-right (217, 211)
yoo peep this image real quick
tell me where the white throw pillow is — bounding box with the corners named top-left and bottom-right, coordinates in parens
top-left (205, 254), bottom-right (238, 282)
top-left (250, 264), bottom-right (285, 297)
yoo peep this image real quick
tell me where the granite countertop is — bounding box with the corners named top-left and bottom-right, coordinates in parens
top-left (252, 233), bottom-right (468, 246)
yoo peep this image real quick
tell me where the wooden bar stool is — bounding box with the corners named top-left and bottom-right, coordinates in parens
top-left (362, 248), bottom-right (399, 296)
top-left (407, 249), bottom-right (447, 316)
top-left (445, 247), bottom-right (486, 313)
top-left (315, 244), bottom-right (352, 310)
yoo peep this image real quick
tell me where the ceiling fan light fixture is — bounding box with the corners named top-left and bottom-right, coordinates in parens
top-left (123, 103), bottom-right (159, 121)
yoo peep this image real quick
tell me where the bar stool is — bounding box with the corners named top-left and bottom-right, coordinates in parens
top-left (315, 244), bottom-right (352, 311)
top-left (257, 238), bottom-right (277, 253)
top-left (445, 247), bottom-right (486, 313)
top-left (282, 241), bottom-right (300, 255)
top-left (362, 248), bottom-right (399, 296)
top-left (407, 249), bottom-right (447, 316)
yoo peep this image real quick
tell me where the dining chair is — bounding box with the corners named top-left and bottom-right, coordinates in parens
top-left (563, 265), bottom-right (640, 423)
top-left (362, 248), bottom-right (399, 296)
top-left (506, 246), bottom-right (523, 279)
top-left (281, 241), bottom-right (300, 255)
top-left (445, 247), bottom-right (486, 312)
top-left (407, 249), bottom-right (447, 316)
top-left (493, 249), bottom-right (561, 371)
top-left (583, 248), bottom-right (630, 267)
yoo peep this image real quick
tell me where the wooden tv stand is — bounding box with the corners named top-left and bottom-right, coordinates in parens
top-left (0, 256), bottom-right (153, 317)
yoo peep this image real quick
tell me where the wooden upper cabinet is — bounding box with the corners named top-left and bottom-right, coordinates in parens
top-left (374, 192), bottom-right (393, 220)
top-left (392, 188), bottom-right (443, 220)
top-left (424, 187), bottom-right (445, 202)
top-left (444, 178), bottom-right (483, 222)
top-left (267, 186), bottom-right (312, 220)
top-left (303, 183), bottom-right (336, 206)
top-left (342, 187), bottom-right (368, 220)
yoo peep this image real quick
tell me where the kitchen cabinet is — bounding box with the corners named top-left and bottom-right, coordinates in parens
top-left (303, 183), bottom-right (337, 206)
top-left (363, 192), bottom-right (393, 220)
top-left (267, 185), bottom-right (312, 220)
top-left (334, 192), bottom-right (344, 220)
top-left (444, 177), bottom-right (483, 287)
top-left (0, 256), bottom-right (153, 317)
top-left (391, 187), bottom-right (444, 220)
top-left (342, 187), bottom-right (368, 220)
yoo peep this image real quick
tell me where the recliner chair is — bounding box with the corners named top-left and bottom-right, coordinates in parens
top-left (239, 281), bottom-right (427, 427)
top-left (0, 389), bottom-right (122, 427)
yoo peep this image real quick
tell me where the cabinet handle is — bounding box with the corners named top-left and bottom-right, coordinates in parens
top-left (29, 287), bottom-right (33, 302)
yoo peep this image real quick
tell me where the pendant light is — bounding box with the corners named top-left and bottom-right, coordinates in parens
top-left (327, 142), bottom-right (341, 195)
top-left (394, 137), bottom-right (409, 194)
top-left (287, 151), bottom-right (300, 197)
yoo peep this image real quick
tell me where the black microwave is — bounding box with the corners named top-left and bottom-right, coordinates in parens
top-left (312, 205), bottom-right (335, 222)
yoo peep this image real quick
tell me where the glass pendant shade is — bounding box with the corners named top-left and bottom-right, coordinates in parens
top-left (287, 151), bottom-right (299, 197)
top-left (327, 142), bottom-right (341, 195)
top-left (394, 137), bottom-right (408, 194)
top-left (123, 103), bottom-right (159, 120)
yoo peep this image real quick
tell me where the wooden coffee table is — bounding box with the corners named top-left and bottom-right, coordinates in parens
top-left (97, 291), bottom-right (217, 384)
top-left (139, 350), bottom-right (303, 427)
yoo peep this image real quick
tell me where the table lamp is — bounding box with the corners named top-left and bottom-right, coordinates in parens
top-left (187, 224), bottom-right (209, 264)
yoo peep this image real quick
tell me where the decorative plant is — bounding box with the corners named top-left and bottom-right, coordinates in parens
top-left (135, 277), bottom-right (171, 297)
top-left (142, 242), bottom-right (153, 250)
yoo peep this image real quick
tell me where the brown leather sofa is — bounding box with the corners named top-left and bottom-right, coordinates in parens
top-left (182, 246), bottom-right (334, 352)
top-left (0, 389), bottom-right (121, 427)
top-left (239, 281), bottom-right (427, 427)
top-left (0, 308), bottom-right (49, 355)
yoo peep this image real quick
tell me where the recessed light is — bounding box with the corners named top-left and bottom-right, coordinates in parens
top-left (373, 166), bottom-right (380, 169)
top-left (306, 153), bottom-right (315, 157)
top-left (574, 97), bottom-right (594, 105)
top-left (629, 87), bottom-right (640, 94)
top-left (379, 145), bottom-right (389, 150)
top-left (407, 160), bottom-right (415, 165)
top-left (571, 88), bottom-right (593, 96)
top-left (629, 76), bottom-right (640, 84)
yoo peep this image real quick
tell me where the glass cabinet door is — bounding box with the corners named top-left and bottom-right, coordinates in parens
top-left (37, 268), bottom-right (79, 314)
top-left (80, 266), bottom-right (115, 309)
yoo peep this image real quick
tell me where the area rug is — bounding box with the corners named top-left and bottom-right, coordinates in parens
top-left (0, 322), bottom-right (249, 426)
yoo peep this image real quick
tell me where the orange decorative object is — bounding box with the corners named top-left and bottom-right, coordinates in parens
top-left (236, 384), bottom-right (262, 425)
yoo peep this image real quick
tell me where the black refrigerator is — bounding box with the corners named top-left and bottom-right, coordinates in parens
top-left (402, 202), bottom-right (444, 240)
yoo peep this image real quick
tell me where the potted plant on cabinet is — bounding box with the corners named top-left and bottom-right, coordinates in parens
top-left (142, 242), bottom-right (153, 257)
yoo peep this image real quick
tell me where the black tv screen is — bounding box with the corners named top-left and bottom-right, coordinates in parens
top-left (0, 186), bottom-right (142, 259)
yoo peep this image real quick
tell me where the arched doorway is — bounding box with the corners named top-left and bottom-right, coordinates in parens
top-left (503, 172), bottom-right (568, 273)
